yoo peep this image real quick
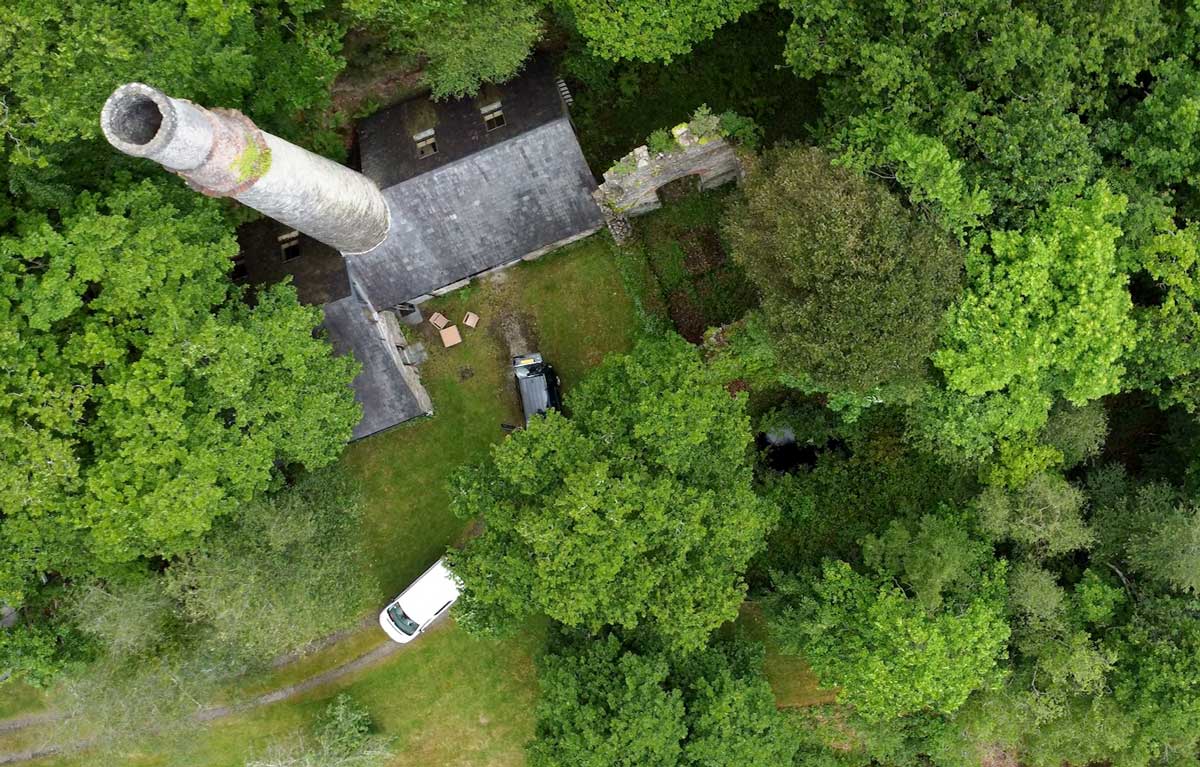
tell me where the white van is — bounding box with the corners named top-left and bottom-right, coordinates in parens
top-left (378, 558), bottom-right (461, 644)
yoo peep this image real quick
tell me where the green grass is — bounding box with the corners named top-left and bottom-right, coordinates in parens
top-left (346, 234), bottom-right (638, 600)
top-left (13, 233), bottom-right (638, 767)
top-left (737, 604), bottom-right (838, 709)
top-left (0, 681), bottom-right (49, 719)
top-left (36, 619), bottom-right (545, 767)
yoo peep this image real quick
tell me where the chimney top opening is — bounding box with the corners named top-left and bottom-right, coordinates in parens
top-left (109, 93), bottom-right (164, 146)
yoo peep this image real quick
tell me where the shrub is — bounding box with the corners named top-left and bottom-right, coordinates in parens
top-left (718, 110), bottom-right (763, 149)
top-left (317, 694), bottom-right (374, 757)
top-left (688, 104), bottom-right (722, 140)
top-left (647, 128), bottom-right (679, 155)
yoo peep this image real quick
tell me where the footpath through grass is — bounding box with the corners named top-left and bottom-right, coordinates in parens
top-left (36, 620), bottom-right (545, 767)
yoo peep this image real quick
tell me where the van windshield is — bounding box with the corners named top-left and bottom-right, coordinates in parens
top-left (387, 604), bottom-right (419, 635)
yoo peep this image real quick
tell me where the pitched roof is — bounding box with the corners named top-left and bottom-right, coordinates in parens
top-left (347, 117), bottom-right (604, 308)
top-left (322, 296), bottom-right (429, 440)
top-left (357, 56), bottom-right (566, 189)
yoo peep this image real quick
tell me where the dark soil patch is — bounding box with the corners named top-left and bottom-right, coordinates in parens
top-left (658, 175), bottom-right (702, 203)
top-left (486, 309), bottom-right (540, 358)
top-left (681, 227), bottom-right (726, 274)
top-left (667, 289), bottom-right (707, 343)
top-left (458, 367), bottom-right (475, 381)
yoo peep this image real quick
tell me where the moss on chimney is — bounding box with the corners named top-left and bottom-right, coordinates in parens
top-left (232, 139), bottom-right (272, 183)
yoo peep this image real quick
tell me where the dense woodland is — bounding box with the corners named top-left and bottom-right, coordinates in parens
top-left (6, 1), bottom-right (1200, 766)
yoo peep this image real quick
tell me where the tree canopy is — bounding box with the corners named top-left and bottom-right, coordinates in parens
top-left (448, 335), bottom-right (776, 652)
top-left (723, 146), bottom-right (963, 402)
top-left (558, 0), bottom-right (762, 63)
top-left (773, 547), bottom-right (1009, 721)
top-left (0, 179), bottom-right (360, 606)
top-left (345, 0), bottom-right (543, 99)
top-left (529, 631), bottom-right (797, 767)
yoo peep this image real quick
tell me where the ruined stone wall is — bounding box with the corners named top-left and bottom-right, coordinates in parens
top-left (592, 123), bottom-right (744, 243)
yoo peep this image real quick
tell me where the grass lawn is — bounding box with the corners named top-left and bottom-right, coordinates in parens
top-left (737, 604), bottom-right (838, 709)
top-left (0, 681), bottom-right (48, 719)
top-left (34, 619), bottom-right (545, 767)
top-left (7, 232), bottom-right (637, 767)
top-left (346, 233), bottom-right (639, 601)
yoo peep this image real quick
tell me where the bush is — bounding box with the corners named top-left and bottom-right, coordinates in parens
top-left (647, 128), bottom-right (680, 155)
top-left (247, 694), bottom-right (390, 767)
top-left (317, 694), bottom-right (374, 757)
top-left (166, 465), bottom-right (373, 666)
top-left (718, 110), bottom-right (763, 149)
top-left (688, 104), bottom-right (722, 140)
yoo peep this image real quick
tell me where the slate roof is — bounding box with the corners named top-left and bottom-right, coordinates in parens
top-left (358, 56), bottom-right (566, 189)
top-left (321, 296), bottom-right (429, 440)
top-left (348, 117), bottom-right (604, 308)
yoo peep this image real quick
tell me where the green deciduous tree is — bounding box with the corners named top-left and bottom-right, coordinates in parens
top-left (1126, 503), bottom-right (1200, 595)
top-left (912, 182), bottom-right (1134, 484)
top-left (778, 0), bottom-right (1167, 225)
top-left (447, 335), bottom-right (776, 652)
top-left (0, 0), bottom-right (345, 202)
top-left (529, 631), bottom-right (797, 767)
top-left (723, 146), bottom-right (963, 401)
top-left (772, 556), bottom-right (1010, 721)
top-left (1119, 58), bottom-right (1200, 188)
top-left (346, 0), bottom-right (542, 99)
top-left (1122, 219), bottom-right (1200, 411)
top-left (0, 180), bottom-right (360, 606)
top-left (862, 511), bottom-right (993, 612)
top-left (558, 0), bottom-right (761, 63)
top-left (975, 474), bottom-right (1094, 560)
top-left (166, 466), bottom-right (373, 665)
top-left (48, 466), bottom-right (370, 739)
top-left (529, 633), bottom-right (686, 767)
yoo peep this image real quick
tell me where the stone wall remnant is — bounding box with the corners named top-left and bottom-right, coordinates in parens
top-left (592, 123), bottom-right (744, 237)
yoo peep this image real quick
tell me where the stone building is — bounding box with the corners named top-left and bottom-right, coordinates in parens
top-left (102, 57), bottom-right (601, 440)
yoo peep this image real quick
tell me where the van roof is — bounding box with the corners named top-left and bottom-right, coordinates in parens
top-left (396, 560), bottom-right (460, 623)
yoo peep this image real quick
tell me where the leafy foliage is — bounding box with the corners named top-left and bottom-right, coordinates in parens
top-left (0, 0), bottom-right (345, 202)
top-left (347, 0), bottom-right (543, 99)
top-left (42, 466), bottom-right (370, 739)
top-left (0, 180), bottom-right (360, 606)
top-left (723, 146), bottom-right (963, 400)
top-left (448, 335), bottom-right (776, 652)
top-left (777, 0), bottom-right (1168, 225)
top-left (248, 694), bottom-right (392, 767)
top-left (529, 633), bottom-right (687, 767)
top-left (772, 556), bottom-right (1010, 721)
top-left (529, 631), bottom-right (797, 767)
top-left (911, 183), bottom-right (1133, 484)
top-left (975, 474), bottom-right (1094, 560)
top-left (559, 0), bottom-right (762, 63)
top-left (165, 466), bottom-right (373, 664)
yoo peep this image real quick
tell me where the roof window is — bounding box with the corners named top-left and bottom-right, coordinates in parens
top-left (413, 129), bottom-right (438, 158)
top-left (480, 101), bottom-right (506, 132)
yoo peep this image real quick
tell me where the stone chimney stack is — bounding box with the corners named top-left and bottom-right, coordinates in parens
top-left (101, 83), bottom-right (389, 255)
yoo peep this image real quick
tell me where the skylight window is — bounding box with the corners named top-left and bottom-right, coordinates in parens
top-left (413, 129), bottom-right (438, 158)
top-left (480, 101), bottom-right (506, 132)
top-left (278, 230), bottom-right (301, 262)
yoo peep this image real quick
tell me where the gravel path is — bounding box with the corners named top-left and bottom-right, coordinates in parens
top-left (0, 712), bottom-right (64, 736)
